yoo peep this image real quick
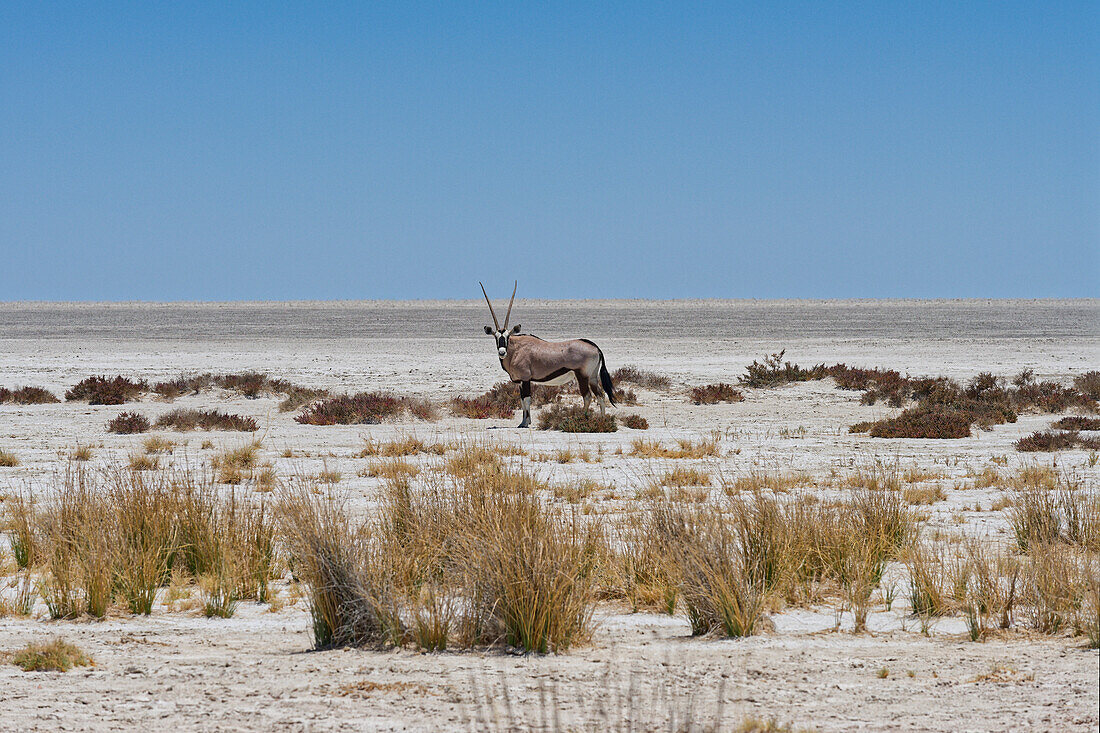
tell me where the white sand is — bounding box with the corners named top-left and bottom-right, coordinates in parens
top-left (1, 300), bottom-right (1097, 731)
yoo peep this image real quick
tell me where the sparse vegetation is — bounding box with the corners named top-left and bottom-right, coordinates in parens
top-left (1053, 416), bottom-right (1100, 431)
top-left (10, 638), bottom-right (91, 672)
top-left (630, 437), bottom-right (720, 459)
top-left (537, 404), bottom-right (617, 432)
top-left (450, 381), bottom-right (566, 419)
top-left (152, 372), bottom-right (330, 411)
top-left (296, 392), bottom-right (425, 425)
top-left (621, 414), bottom-right (649, 430)
top-left (0, 386), bottom-right (60, 404)
top-left (740, 351), bottom-right (829, 388)
top-left (1016, 430), bottom-right (1100, 452)
top-left (690, 383), bottom-right (744, 405)
top-left (155, 408), bottom-right (258, 432)
top-left (278, 463), bottom-right (599, 653)
top-left (66, 375), bottom-right (148, 405)
top-left (0, 449), bottom-right (19, 467)
top-left (107, 412), bottom-right (151, 434)
top-left (612, 366), bottom-right (672, 390)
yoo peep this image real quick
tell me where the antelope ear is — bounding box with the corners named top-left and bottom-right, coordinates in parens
top-left (511, 324), bottom-right (521, 334)
top-left (484, 326), bottom-right (494, 335)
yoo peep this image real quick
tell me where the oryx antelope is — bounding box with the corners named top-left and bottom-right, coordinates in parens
top-left (480, 281), bottom-right (617, 428)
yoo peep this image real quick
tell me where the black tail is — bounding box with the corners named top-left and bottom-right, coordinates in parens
top-left (598, 352), bottom-right (617, 406)
top-left (580, 339), bottom-right (617, 406)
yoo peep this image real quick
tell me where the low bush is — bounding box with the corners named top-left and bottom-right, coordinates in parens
top-left (740, 351), bottom-right (829, 388)
top-left (155, 408), bottom-right (258, 432)
top-left (450, 393), bottom-right (514, 419)
top-left (866, 407), bottom-right (974, 439)
top-left (537, 404), bottom-right (617, 432)
top-left (10, 639), bottom-right (91, 672)
top-left (1074, 371), bottom-right (1100, 401)
top-left (0, 386), bottom-right (60, 405)
top-left (621, 414), bottom-right (649, 430)
top-left (450, 382), bottom-right (566, 420)
top-left (1016, 430), bottom-right (1100, 452)
top-left (1052, 416), bottom-right (1100, 431)
top-left (296, 392), bottom-right (410, 425)
top-left (690, 383), bottom-right (744, 405)
top-left (66, 376), bottom-right (148, 405)
top-left (612, 366), bottom-right (672, 390)
top-left (107, 412), bottom-right (151, 434)
top-left (151, 374), bottom-right (214, 400)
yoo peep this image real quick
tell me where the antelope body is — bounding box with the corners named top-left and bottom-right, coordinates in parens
top-left (481, 282), bottom-right (616, 428)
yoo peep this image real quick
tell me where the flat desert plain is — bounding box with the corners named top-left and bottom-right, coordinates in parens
top-left (0, 299), bottom-right (1097, 731)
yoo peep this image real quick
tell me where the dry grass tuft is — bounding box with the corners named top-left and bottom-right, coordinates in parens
top-left (630, 437), bottom-right (720, 459)
top-left (0, 449), bottom-right (19, 467)
top-left (658, 467), bottom-right (712, 487)
top-left (68, 445), bottom-right (94, 461)
top-left (106, 412), bottom-right (151, 434)
top-left (690, 383), bottom-right (745, 405)
top-left (0, 386), bottom-right (61, 405)
top-left (10, 638), bottom-right (91, 672)
top-left (537, 404), bottom-right (617, 432)
top-left (142, 436), bottom-right (176, 454)
top-left (361, 460), bottom-right (420, 480)
top-left (903, 485), bottom-right (948, 505)
top-left (279, 464), bottom-right (598, 653)
top-left (357, 435), bottom-right (446, 458)
top-left (621, 414), bottom-right (649, 430)
top-left (155, 408), bottom-right (258, 432)
top-left (128, 453), bottom-right (159, 471)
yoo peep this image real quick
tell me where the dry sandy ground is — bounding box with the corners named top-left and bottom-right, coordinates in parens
top-left (1, 301), bottom-right (1098, 731)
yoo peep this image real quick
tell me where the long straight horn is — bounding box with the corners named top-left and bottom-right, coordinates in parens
top-left (503, 280), bottom-right (517, 330)
top-left (480, 281), bottom-right (500, 330)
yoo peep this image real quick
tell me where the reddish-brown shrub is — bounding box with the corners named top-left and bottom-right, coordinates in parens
top-left (1073, 371), bottom-right (1100, 401)
top-left (450, 381), bottom-right (566, 419)
top-left (107, 412), bottom-right (151, 434)
top-left (152, 374), bottom-right (214, 399)
top-left (537, 404), bottom-right (616, 432)
top-left (67, 376), bottom-right (148, 405)
top-left (450, 394), bottom-right (514, 419)
top-left (296, 392), bottom-right (412, 425)
top-left (1016, 430), bottom-right (1100, 452)
top-left (154, 409), bottom-right (258, 432)
top-left (612, 366), bottom-right (672, 390)
top-left (867, 408), bottom-right (973, 439)
top-left (0, 386), bottom-right (61, 404)
top-left (621, 414), bottom-right (649, 430)
top-left (740, 350), bottom-right (829, 388)
top-left (689, 383), bottom-right (744, 405)
top-left (1052, 416), bottom-right (1100, 431)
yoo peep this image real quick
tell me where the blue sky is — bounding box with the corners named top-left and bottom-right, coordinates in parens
top-left (1, 2), bottom-right (1096, 300)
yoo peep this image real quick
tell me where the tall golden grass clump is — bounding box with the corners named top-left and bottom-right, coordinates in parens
top-left (13, 462), bottom-right (279, 619)
top-left (278, 461), bottom-right (600, 653)
top-left (609, 482), bottom-right (918, 635)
